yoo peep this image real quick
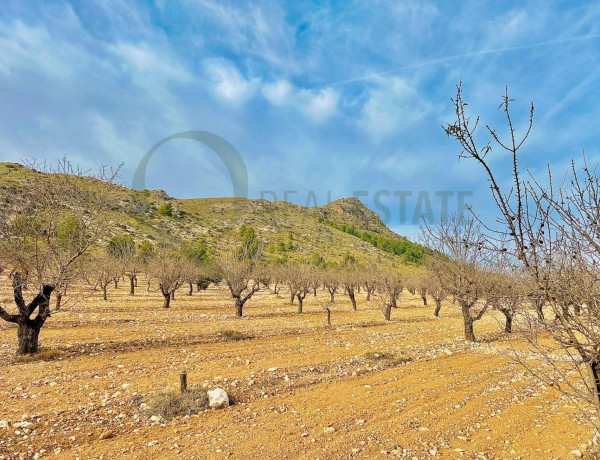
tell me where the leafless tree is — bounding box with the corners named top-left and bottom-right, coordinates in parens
top-left (443, 82), bottom-right (600, 425)
top-left (219, 246), bottom-right (262, 317)
top-left (284, 263), bottom-right (313, 313)
top-left (422, 263), bottom-right (448, 317)
top-left (342, 267), bottom-right (360, 310)
top-left (146, 250), bottom-right (195, 308)
top-left (323, 268), bottom-right (340, 302)
top-left (309, 270), bottom-right (322, 297)
top-left (363, 273), bottom-right (377, 301)
top-left (421, 215), bottom-right (490, 341)
top-left (376, 267), bottom-right (403, 321)
top-left (0, 160), bottom-right (118, 354)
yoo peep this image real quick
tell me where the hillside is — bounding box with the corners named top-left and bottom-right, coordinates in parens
top-left (0, 162), bottom-right (424, 268)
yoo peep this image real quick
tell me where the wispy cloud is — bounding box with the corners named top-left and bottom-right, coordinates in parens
top-left (1, 0), bottom-right (599, 235)
top-left (203, 58), bottom-right (260, 104)
top-left (262, 80), bottom-right (339, 122)
top-left (357, 76), bottom-right (431, 140)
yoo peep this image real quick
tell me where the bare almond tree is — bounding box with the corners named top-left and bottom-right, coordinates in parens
top-left (363, 274), bottom-right (377, 301)
top-left (93, 252), bottom-right (120, 301)
top-left (422, 264), bottom-right (447, 317)
top-left (146, 250), bottom-right (195, 308)
top-left (323, 268), bottom-right (340, 302)
top-left (443, 82), bottom-right (600, 425)
top-left (342, 267), bottom-right (359, 310)
top-left (486, 270), bottom-right (522, 333)
top-left (0, 160), bottom-right (118, 354)
top-left (376, 267), bottom-right (403, 321)
top-left (284, 263), bottom-right (313, 313)
top-left (219, 246), bottom-right (262, 317)
top-left (421, 215), bottom-right (489, 341)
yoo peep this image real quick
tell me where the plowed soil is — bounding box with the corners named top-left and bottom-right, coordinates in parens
top-left (0, 281), bottom-right (594, 459)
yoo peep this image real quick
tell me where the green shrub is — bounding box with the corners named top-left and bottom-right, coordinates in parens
top-left (157, 204), bottom-right (173, 216)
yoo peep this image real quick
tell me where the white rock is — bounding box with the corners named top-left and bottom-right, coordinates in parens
top-left (13, 422), bottom-right (34, 429)
top-left (0, 420), bottom-right (9, 428)
top-left (149, 415), bottom-right (161, 423)
top-left (267, 367), bottom-right (278, 372)
top-left (570, 450), bottom-right (583, 458)
top-left (207, 388), bottom-right (229, 409)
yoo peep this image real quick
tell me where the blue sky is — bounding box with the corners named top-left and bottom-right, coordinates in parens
top-left (1, 1), bottom-right (599, 239)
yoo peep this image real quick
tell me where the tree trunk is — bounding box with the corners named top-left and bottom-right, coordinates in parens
top-left (17, 321), bottom-right (41, 355)
top-left (134, 277), bottom-right (138, 287)
top-left (329, 290), bottom-right (335, 302)
top-left (421, 295), bottom-right (427, 306)
top-left (384, 304), bottom-right (392, 321)
top-left (297, 295), bottom-right (303, 313)
top-left (347, 288), bottom-right (357, 310)
top-left (535, 300), bottom-right (544, 321)
top-left (102, 285), bottom-right (108, 301)
top-left (290, 291), bottom-right (295, 304)
top-left (163, 292), bottom-right (171, 308)
top-left (327, 309), bottom-right (331, 326)
top-left (129, 276), bottom-right (135, 295)
top-left (366, 290), bottom-right (371, 301)
top-left (391, 296), bottom-right (397, 308)
top-left (313, 287), bottom-right (317, 296)
top-left (504, 312), bottom-right (513, 333)
top-left (434, 299), bottom-right (442, 317)
top-left (461, 305), bottom-right (476, 342)
top-left (171, 290), bottom-right (175, 300)
top-left (55, 293), bottom-right (62, 311)
top-left (188, 283), bottom-right (194, 296)
top-left (235, 298), bottom-right (244, 317)
top-left (586, 361), bottom-right (600, 416)
top-left (113, 278), bottom-right (119, 289)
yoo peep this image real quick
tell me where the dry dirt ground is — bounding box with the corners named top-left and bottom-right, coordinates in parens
top-left (0, 280), bottom-right (596, 459)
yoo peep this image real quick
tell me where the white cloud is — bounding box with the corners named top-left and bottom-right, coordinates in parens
top-left (302, 87), bottom-right (339, 122)
top-left (262, 79), bottom-right (339, 123)
top-left (110, 42), bottom-right (191, 82)
top-left (261, 79), bottom-right (292, 106)
top-left (0, 20), bottom-right (87, 77)
top-left (203, 58), bottom-right (260, 104)
top-left (358, 75), bottom-right (431, 140)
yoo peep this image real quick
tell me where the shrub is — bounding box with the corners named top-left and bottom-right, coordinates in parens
top-left (363, 351), bottom-right (411, 367)
top-left (142, 387), bottom-right (208, 421)
top-left (157, 203), bottom-right (173, 216)
top-left (216, 329), bottom-right (253, 341)
top-left (14, 348), bottom-right (64, 363)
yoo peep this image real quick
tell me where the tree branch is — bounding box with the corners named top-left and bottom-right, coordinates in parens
top-left (12, 273), bottom-right (27, 315)
top-left (0, 304), bottom-right (18, 323)
top-left (27, 285), bottom-right (54, 316)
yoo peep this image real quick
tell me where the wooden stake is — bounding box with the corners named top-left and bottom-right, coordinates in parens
top-left (180, 370), bottom-right (187, 393)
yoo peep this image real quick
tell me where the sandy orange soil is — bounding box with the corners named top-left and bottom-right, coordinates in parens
top-left (0, 280), bottom-right (595, 459)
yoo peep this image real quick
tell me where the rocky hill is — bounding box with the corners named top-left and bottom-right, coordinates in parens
top-left (0, 162), bottom-right (424, 268)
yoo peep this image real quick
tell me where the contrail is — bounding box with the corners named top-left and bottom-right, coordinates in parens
top-left (330, 33), bottom-right (600, 87)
